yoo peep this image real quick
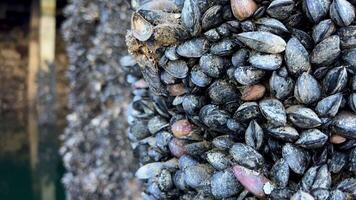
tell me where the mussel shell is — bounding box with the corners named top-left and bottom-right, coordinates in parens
top-left (199, 54), bottom-right (227, 78)
top-left (177, 38), bottom-right (209, 58)
top-left (211, 169), bottom-right (243, 198)
top-left (206, 150), bottom-right (232, 170)
top-left (204, 29), bottom-right (221, 42)
top-left (331, 112), bottom-right (356, 139)
top-left (183, 164), bottom-right (213, 189)
top-left (328, 151), bottom-right (348, 173)
top-left (312, 19), bottom-right (336, 44)
top-left (303, 0), bottom-right (331, 23)
top-left (330, 0), bottom-right (356, 27)
top-left (338, 25), bottom-right (356, 49)
top-left (182, 95), bottom-right (205, 115)
top-left (323, 66), bottom-right (348, 95)
top-left (294, 72), bottom-right (321, 104)
top-left (201, 5), bottom-right (223, 30)
top-left (230, 143), bottom-right (264, 169)
top-left (248, 52), bottom-right (282, 70)
top-left (210, 38), bottom-right (238, 56)
top-left (267, 126), bottom-right (299, 142)
top-left (208, 80), bottom-right (239, 105)
top-left (266, 0), bottom-right (295, 20)
top-left (190, 65), bottom-right (212, 87)
top-left (329, 190), bottom-right (346, 200)
top-left (349, 93), bottom-right (356, 113)
top-left (245, 120), bottom-right (264, 150)
top-left (237, 31), bottom-right (287, 53)
top-left (315, 93), bottom-right (343, 117)
top-left (234, 66), bottom-right (266, 85)
top-left (271, 158), bottom-right (290, 187)
top-left (132, 12), bottom-right (154, 41)
top-left (259, 98), bottom-right (287, 126)
top-left (233, 102), bottom-right (261, 122)
top-left (231, 48), bottom-right (249, 67)
top-left (181, 0), bottom-right (201, 36)
top-left (295, 129), bottom-right (328, 149)
top-left (199, 104), bottom-right (231, 132)
top-left (164, 60), bottom-right (189, 78)
top-left (311, 35), bottom-right (340, 66)
top-left (165, 45), bottom-right (179, 61)
top-left (342, 48), bottom-right (356, 68)
top-left (286, 105), bottom-right (322, 128)
top-left (269, 71), bottom-right (294, 100)
top-left (255, 17), bottom-right (289, 35)
top-left (285, 38), bottom-right (311, 75)
top-left (282, 143), bottom-right (310, 174)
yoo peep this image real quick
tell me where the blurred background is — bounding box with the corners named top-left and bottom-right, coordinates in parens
top-left (0, 0), bottom-right (69, 199)
top-left (1, 0), bottom-right (142, 198)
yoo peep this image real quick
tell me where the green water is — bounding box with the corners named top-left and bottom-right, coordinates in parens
top-left (0, 119), bottom-right (65, 200)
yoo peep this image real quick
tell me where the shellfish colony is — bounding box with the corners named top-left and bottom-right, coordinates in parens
top-left (60, 0), bottom-right (140, 199)
top-left (125, 0), bottom-right (356, 199)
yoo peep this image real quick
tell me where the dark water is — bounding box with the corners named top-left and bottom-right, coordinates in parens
top-left (0, 118), bottom-right (65, 200)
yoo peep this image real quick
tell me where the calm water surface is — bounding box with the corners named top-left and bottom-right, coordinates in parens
top-left (0, 116), bottom-right (65, 200)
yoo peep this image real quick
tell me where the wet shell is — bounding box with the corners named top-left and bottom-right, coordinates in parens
top-left (282, 143), bottom-right (310, 174)
top-left (245, 120), bottom-right (264, 150)
top-left (315, 93), bottom-right (343, 117)
top-left (210, 38), bottom-right (238, 56)
top-left (255, 17), bottom-right (289, 35)
top-left (286, 105), bottom-right (322, 128)
top-left (171, 119), bottom-right (196, 138)
top-left (311, 35), bottom-right (340, 66)
top-left (164, 60), bottom-right (189, 78)
top-left (211, 170), bottom-right (243, 198)
top-left (177, 38), bottom-right (209, 58)
top-left (199, 104), bottom-right (231, 132)
top-left (236, 31), bottom-right (287, 53)
top-left (202, 5), bottom-right (223, 30)
top-left (234, 66), bottom-right (266, 85)
top-left (330, 0), bottom-right (356, 27)
top-left (230, 143), bottom-right (264, 169)
top-left (231, 0), bottom-right (258, 21)
top-left (199, 54), bottom-right (226, 78)
top-left (291, 190), bottom-right (315, 200)
top-left (271, 158), bottom-right (289, 187)
top-left (248, 52), bottom-right (282, 70)
top-left (259, 98), bottom-right (287, 126)
top-left (303, 0), bottom-right (331, 23)
top-left (231, 48), bottom-right (249, 67)
top-left (233, 102), bottom-right (261, 121)
top-left (241, 84), bottom-right (266, 101)
top-left (232, 165), bottom-right (273, 198)
top-left (312, 19), bottom-right (336, 44)
top-left (269, 71), bottom-right (294, 100)
top-left (131, 12), bottom-right (154, 42)
top-left (267, 126), bottom-right (299, 142)
top-left (181, 0), bottom-right (201, 36)
top-left (323, 66), bottom-right (348, 95)
top-left (295, 129), bottom-right (328, 149)
top-left (294, 72), bottom-right (321, 104)
top-left (285, 37), bottom-right (311, 75)
top-left (266, 0), bottom-right (295, 20)
top-left (331, 112), bottom-right (356, 139)
top-left (208, 80), bottom-right (239, 105)
top-left (190, 65), bottom-right (212, 87)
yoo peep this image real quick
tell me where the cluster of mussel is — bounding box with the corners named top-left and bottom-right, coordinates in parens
top-left (125, 0), bottom-right (356, 199)
top-left (60, 0), bottom-right (138, 199)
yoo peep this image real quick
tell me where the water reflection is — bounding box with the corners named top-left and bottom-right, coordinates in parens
top-left (0, 115), bottom-right (65, 200)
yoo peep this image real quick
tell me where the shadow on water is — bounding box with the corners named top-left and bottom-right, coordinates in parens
top-left (0, 115), bottom-right (65, 200)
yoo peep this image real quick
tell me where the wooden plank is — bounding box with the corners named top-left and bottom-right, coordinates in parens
top-left (40, 0), bottom-right (56, 72)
